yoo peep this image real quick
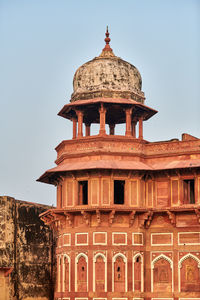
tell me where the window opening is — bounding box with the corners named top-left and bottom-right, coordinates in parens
top-left (78, 181), bottom-right (88, 205)
top-left (136, 257), bottom-right (140, 263)
top-left (117, 266), bottom-right (121, 279)
top-left (183, 179), bottom-right (195, 204)
top-left (114, 180), bottom-right (125, 204)
top-left (82, 266), bottom-right (84, 271)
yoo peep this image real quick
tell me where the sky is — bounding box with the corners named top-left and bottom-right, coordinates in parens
top-left (0, 0), bottom-right (199, 206)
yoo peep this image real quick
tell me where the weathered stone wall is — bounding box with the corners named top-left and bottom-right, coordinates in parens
top-left (0, 196), bottom-right (14, 300)
top-left (0, 196), bottom-right (55, 300)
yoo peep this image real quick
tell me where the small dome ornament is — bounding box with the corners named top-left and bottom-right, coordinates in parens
top-left (99, 26), bottom-right (115, 58)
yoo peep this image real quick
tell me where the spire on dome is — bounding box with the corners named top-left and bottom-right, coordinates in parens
top-left (99, 26), bottom-right (115, 58)
top-left (104, 26), bottom-right (112, 51)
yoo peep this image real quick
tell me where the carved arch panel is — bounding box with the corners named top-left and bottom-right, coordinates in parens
top-left (93, 253), bottom-right (107, 292)
top-left (151, 254), bottom-right (173, 292)
top-left (63, 255), bottom-right (70, 292)
top-left (133, 253), bottom-right (143, 292)
top-left (179, 253), bottom-right (200, 292)
top-left (112, 253), bottom-right (127, 292)
top-left (75, 253), bottom-right (88, 292)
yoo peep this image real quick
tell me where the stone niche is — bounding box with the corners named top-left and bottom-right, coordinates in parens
top-left (179, 253), bottom-right (200, 292)
top-left (153, 257), bottom-right (172, 292)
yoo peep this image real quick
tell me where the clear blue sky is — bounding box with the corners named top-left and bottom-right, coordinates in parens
top-left (0, 0), bottom-right (199, 205)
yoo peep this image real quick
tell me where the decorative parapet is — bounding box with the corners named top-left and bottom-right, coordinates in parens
top-left (55, 136), bottom-right (200, 166)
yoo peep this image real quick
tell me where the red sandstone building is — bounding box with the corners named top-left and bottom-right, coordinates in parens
top-left (38, 29), bottom-right (200, 300)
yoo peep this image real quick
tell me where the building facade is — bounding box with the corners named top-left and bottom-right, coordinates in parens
top-left (38, 29), bottom-right (200, 300)
top-left (0, 196), bottom-right (55, 300)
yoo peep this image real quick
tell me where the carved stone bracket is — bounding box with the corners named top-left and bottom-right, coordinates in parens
top-left (96, 209), bottom-right (101, 225)
top-left (51, 175), bottom-right (65, 186)
top-left (52, 213), bottom-right (66, 229)
top-left (64, 212), bottom-right (74, 227)
top-left (129, 211), bottom-right (136, 227)
top-left (81, 210), bottom-right (91, 226)
top-left (195, 209), bottom-right (200, 224)
top-left (54, 220), bottom-right (60, 231)
top-left (44, 214), bottom-right (59, 231)
top-left (174, 170), bottom-right (180, 178)
top-left (167, 211), bottom-right (176, 227)
top-left (146, 211), bottom-right (154, 228)
top-left (48, 215), bottom-right (58, 231)
top-left (109, 210), bottom-right (115, 226)
top-left (140, 211), bottom-right (153, 228)
top-left (40, 215), bottom-right (51, 226)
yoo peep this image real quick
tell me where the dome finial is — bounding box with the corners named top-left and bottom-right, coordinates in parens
top-left (99, 27), bottom-right (115, 58)
top-left (103, 26), bottom-right (112, 51)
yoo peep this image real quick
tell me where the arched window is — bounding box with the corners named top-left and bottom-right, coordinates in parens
top-left (151, 254), bottom-right (173, 292)
top-left (63, 255), bottom-right (70, 292)
top-left (93, 253), bottom-right (107, 292)
top-left (75, 253), bottom-right (88, 292)
top-left (112, 253), bottom-right (127, 292)
top-left (179, 253), bottom-right (200, 292)
top-left (133, 253), bottom-right (143, 292)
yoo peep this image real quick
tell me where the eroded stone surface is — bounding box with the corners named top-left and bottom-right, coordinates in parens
top-left (72, 56), bottom-right (144, 101)
top-left (0, 196), bottom-right (55, 300)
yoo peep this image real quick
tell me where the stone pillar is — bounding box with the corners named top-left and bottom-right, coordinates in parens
top-left (99, 104), bottom-right (106, 135)
top-left (131, 120), bottom-right (137, 138)
top-left (139, 117), bottom-right (143, 139)
top-left (73, 119), bottom-right (77, 139)
top-left (109, 124), bottom-right (115, 135)
top-left (77, 111), bottom-right (83, 138)
top-left (125, 108), bottom-right (132, 136)
top-left (85, 123), bottom-right (91, 137)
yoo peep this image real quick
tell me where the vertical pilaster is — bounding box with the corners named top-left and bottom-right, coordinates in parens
top-left (73, 118), bottom-right (77, 139)
top-left (107, 250), bottom-right (112, 292)
top-left (71, 251), bottom-right (75, 292)
top-left (139, 117), bottom-right (143, 139)
top-left (109, 124), bottom-right (115, 135)
top-left (131, 120), bottom-right (137, 138)
top-left (99, 104), bottom-right (106, 135)
top-left (125, 108), bottom-right (132, 136)
top-left (88, 247), bottom-right (93, 292)
top-left (77, 111), bottom-right (83, 138)
top-left (85, 123), bottom-right (91, 137)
